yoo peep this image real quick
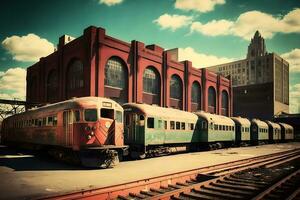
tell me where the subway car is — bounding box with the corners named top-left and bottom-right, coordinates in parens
top-left (1, 97), bottom-right (127, 168)
top-left (266, 121), bottom-right (281, 143)
top-left (123, 103), bottom-right (198, 159)
top-left (231, 116), bottom-right (251, 146)
top-left (279, 123), bottom-right (294, 142)
top-left (194, 111), bottom-right (235, 149)
top-left (250, 119), bottom-right (269, 145)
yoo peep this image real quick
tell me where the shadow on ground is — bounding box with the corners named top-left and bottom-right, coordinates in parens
top-left (0, 145), bottom-right (86, 171)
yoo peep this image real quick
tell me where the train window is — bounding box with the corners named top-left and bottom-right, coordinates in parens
top-left (219, 125), bottom-right (222, 130)
top-left (53, 116), bottom-right (57, 126)
top-left (101, 108), bottom-right (114, 120)
top-left (190, 123), bottom-right (194, 130)
top-left (147, 117), bottom-right (154, 129)
top-left (38, 119), bottom-right (42, 127)
top-left (164, 121), bottom-right (167, 130)
top-left (176, 122), bottom-right (180, 130)
top-left (116, 111), bottom-right (123, 123)
top-left (74, 110), bottom-right (80, 122)
top-left (170, 121), bottom-right (175, 130)
top-left (47, 117), bottom-right (53, 126)
top-left (181, 122), bottom-right (185, 130)
top-left (84, 109), bottom-right (98, 122)
top-left (35, 119), bottom-right (38, 126)
top-left (214, 124), bottom-right (218, 130)
top-left (222, 125), bottom-right (225, 131)
top-left (42, 118), bottom-right (47, 126)
top-left (241, 127), bottom-right (244, 132)
top-left (226, 126), bottom-right (228, 131)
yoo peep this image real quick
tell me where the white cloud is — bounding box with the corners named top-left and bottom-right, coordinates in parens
top-left (99, 0), bottom-right (123, 6)
top-left (0, 67), bottom-right (26, 100)
top-left (2, 34), bottom-right (54, 62)
top-left (154, 14), bottom-right (193, 31)
top-left (175, 0), bottom-right (225, 13)
top-left (191, 20), bottom-right (234, 36)
top-left (289, 84), bottom-right (300, 113)
top-left (281, 48), bottom-right (300, 73)
top-left (178, 47), bottom-right (234, 68)
top-left (191, 8), bottom-right (300, 40)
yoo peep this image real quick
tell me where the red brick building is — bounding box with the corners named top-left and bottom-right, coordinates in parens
top-left (26, 26), bottom-right (232, 116)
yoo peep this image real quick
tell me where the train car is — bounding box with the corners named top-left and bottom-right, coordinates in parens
top-left (1, 97), bottom-right (127, 168)
top-left (265, 121), bottom-right (281, 143)
top-left (123, 103), bottom-right (198, 159)
top-left (250, 119), bottom-right (269, 145)
top-left (231, 117), bottom-right (251, 145)
top-left (279, 123), bottom-right (294, 142)
top-left (194, 111), bottom-right (235, 149)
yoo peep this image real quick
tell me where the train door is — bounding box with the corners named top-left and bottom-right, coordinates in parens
top-left (124, 113), bottom-right (139, 144)
top-left (63, 110), bottom-right (73, 147)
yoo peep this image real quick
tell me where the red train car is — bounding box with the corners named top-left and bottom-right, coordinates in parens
top-left (0, 97), bottom-right (127, 168)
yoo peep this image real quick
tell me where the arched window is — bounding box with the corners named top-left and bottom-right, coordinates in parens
top-left (105, 57), bottom-right (126, 89)
top-left (221, 90), bottom-right (229, 116)
top-left (191, 81), bottom-right (201, 111)
top-left (170, 75), bottom-right (182, 100)
top-left (143, 67), bottom-right (160, 94)
top-left (104, 57), bottom-right (128, 104)
top-left (208, 86), bottom-right (216, 114)
top-left (46, 70), bottom-right (58, 102)
top-left (67, 59), bottom-right (84, 91)
top-left (143, 67), bottom-right (161, 105)
top-left (170, 74), bottom-right (183, 109)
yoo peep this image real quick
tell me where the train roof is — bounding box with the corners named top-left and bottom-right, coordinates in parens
top-left (251, 119), bottom-right (268, 128)
top-left (279, 123), bottom-right (294, 130)
top-left (231, 117), bottom-right (251, 126)
top-left (123, 103), bottom-right (197, 121)
top-left (8, 97), bottom-right (122, 119)
top-left (194, 111), bottom-right (235, 126)
top-left (265, 121), bottom-right (281, 129)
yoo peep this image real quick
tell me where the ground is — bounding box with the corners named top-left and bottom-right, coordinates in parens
top-left (0, 143), bottom-right (299, 200)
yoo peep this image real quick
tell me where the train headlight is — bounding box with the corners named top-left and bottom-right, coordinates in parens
top-left (90, 131), bottom-right (94, 136)
top-left (87, 135), bottom-right (92, 140)
top-left (92, 126), bottom-right (96, 131)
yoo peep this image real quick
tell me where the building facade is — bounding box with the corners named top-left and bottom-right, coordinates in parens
top-left (26, 26), bottom-right (232, 116)
top-left (207, 31), bottom-right (289, 120)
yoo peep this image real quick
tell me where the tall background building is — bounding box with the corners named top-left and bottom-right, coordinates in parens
top-left (207, 31), bottom-right (289, 120)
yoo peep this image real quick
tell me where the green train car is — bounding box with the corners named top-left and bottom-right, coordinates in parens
top-left (231, 116), bottom-right (251, 145)
top-left (279, 123), bottom-right (294, 141)
top-left (250, 119), bottom-right (269, 145)
top-left (123, 103), bottom-right (198, 158)
top-left (266, 121), bottom-right (281, 143)
top-left (194, 111), bottom-right (235, 149)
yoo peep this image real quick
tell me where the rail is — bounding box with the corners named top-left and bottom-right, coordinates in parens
top-left (40, 148), bottom-right (300, 200)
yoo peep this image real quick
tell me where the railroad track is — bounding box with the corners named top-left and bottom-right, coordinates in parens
top-left (42, 148), bottom-right (300, 200)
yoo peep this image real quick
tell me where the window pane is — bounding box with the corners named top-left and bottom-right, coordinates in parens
top-left (181, 122), bottom-right (185, 130)
top-left (170, 75), bottom-right (182, 99)
top-left (143, 67), bottom-right (160, 94)
top-left (105, 57), bottom-right (126, 89)
top-left (176, 122), bottom-right (180, 130)
top-left (116, 111), bottom-right (123, 123)
top-left (67, 60), bottom-right (84, 91)
top-left (84, 109), bottom-right (97, 122)
top-left (100, 108), bottom-right (114, 119)
top-left (147, 117), bottom-right (154, 128)
top-left (191, 82), bottom-right (201, 103)
top-left (170, 121), bottom-right (175, 130)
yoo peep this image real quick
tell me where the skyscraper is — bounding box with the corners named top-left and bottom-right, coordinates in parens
top-left (207, 31), bottom-right (289, 120)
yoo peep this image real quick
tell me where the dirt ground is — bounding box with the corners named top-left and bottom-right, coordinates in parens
top-left (0, 142), bottom-right (299, 200)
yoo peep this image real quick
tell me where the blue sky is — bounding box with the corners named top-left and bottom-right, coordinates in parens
top-left (0, 0), bottom-right (300, 112)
